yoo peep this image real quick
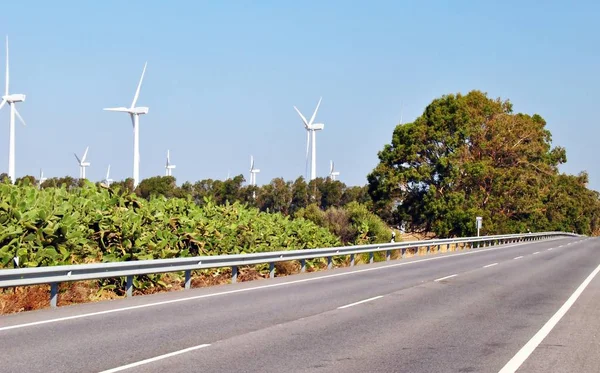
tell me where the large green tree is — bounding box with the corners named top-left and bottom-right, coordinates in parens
top-left (367, 90), bottom-right (593, 237)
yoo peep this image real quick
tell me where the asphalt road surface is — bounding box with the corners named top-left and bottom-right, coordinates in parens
top-left (0, 236), bottom-right (598, 373)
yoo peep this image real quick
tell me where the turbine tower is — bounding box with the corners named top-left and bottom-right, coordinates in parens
top-left (104, 62), bottom-right (148, 189)
top-left (0, 36), bottom-right (27, 184)
top-left (38, 169), bottom-right (47, 189)
top-left (165, 150), bottom-right (176, 176)
top-left (329, 160), bottom-right (340, 181)
top-left (294, 97), bottom-right (324, 181)
top-left (249, 155), bottom-right (260, 186)
top-left (74, 146), bottom-right (90, 179)
top-left (103, 165), bottom-right (113, 187)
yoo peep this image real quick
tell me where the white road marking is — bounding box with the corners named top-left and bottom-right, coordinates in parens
top-left (0, 239), bottom-right (565, 332)
top-left (548, 248), bottom-right (553, 251)
top-left (514, 256), bottom-right (524, 260)
top-left (483, 263), bottom-right (498, 268)
top-left (498, 262), bottom-right (600, 373)
top-left (434, 274), bottom-right (457, 282)
top-left (337, 296), bottom-right (384, 309)
top-left (533, 252), bottom-right (540, 255)
top-left (99, 343), bottom-right (211, 373)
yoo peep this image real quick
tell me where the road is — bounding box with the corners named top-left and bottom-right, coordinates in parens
top-left (0, 236), bottom-right (598, 373)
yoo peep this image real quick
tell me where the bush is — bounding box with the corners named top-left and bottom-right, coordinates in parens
top-left (295, 202), bottom-right (392, 245)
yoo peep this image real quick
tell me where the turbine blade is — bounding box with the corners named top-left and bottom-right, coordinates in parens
top-left (250, 155), bottom-right (254, 169)
top-left (13, 106), bottom-right (26, 126)
top-left (82, 146), bottom-right (89, 162)
top-left (293, 106), bottom-right (309, 128)
top-left (74, 153), bottom-right (81, 164)
top-left (103, 107), bottom-right (130, 112)
top-left (131, 62), bottom-right (147, 108)
top-left (0, 99), bottom-right (6, 111)
top-left (106, 164), bottom-right (111, 179)
top-left (130, 113), bottom-right (135, 128)
top-left (308, 97), bottom-right (322, 126)
top-left (305, 130), bottom-right (310, 164)
top-left (5, 36), bottom-right (9, 96)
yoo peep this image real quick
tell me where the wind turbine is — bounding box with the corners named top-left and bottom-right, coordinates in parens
top-left (74, 146), bottom-right (90, 179)
top-left (0, 36), bottom-right (27, 184)
top-left (249, 155), bottom-right (260, 186)
top-left (165, 150), bottom-right (176, 176)
top-left (329, 160), bottom-right (340, 181)
top-left (103, 62), bottom-right (148, 189)
top-left (38, 169), bottom-right (47, 189)
top-left (103, 165), bottom-right (113, 187)
top-left (294, 97), bottom-right (324, 181)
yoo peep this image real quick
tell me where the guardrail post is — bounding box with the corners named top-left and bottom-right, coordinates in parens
top-left (401, 248), bottom-right (407, 259)
top-left (50, 283), bottom-right (59, 308)
top-left (184, 270), bottom-right (192, 290)
top-left (369, 252), bottom-right (374, 264)
top-left (350, 254), bottom-right (355, 267)
top-left (300, 259), bottom-right (306, 272)
top-left (386, 250), bottom-right (391, 261)
top-left (232, 266), bottom-right (238, 283)
top-left (327, 256), bottom-right (333, 270)
top-left (126, 275), bottom-right (133, 297)
top-left (427, 245), bottom-right (431, 254)
top-left (269, 262), bottom-right (275, 278)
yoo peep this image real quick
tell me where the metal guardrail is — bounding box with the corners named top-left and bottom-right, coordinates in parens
top-left (0, 231), bottom-right (578, 308)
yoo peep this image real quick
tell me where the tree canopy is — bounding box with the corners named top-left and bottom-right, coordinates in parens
top-left (368, 90), bottom-right (600, 236)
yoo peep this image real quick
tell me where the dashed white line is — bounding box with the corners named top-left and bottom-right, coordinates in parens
top-left (99, 343), bottom-right (211, 373)
top-left (434, 274), bottom-right (457, 282)
top-left (533, 252), bottom-right (540, 255)
top-left (514, 256), bottom-right (524, 260)
top-left (337, 295), bottom-right (384, 309)
top-left (483, 263), bottom-right (498, 268)
top-left (498, 262), bottom-right (600, 373)
top-left (548, 248), bottom-right (553, 251)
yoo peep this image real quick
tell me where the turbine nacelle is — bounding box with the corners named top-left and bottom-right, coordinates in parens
top-left (310, 123), bottom-right (324, 131)
top-left (130, 107), bottom-right (149, 115)
top-left (2, 93), bottom-right (25, 103)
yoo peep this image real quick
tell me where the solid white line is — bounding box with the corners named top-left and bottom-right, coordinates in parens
top-left (99, 343), bottom-right (211, 373)
top-left (337, 296), bottom-right (383, 309)
top-left (434, 274), bottom-right (457, 282)
top-left (0, 239), bottom-right (561, 333)
top-left (483, 263), bottom-right (498, 268)
top-left (498, 262), bottom-right (600, 373)
top-left (514, 256), bottom-right (524, 260)
top-left (533, 251), bottom-right (540, 255)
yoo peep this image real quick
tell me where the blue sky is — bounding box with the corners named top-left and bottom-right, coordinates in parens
top-left (1, 1), bottom-right (599, 189)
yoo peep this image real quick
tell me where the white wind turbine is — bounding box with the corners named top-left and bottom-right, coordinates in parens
top-left (103, 62), bottom-right (148, 189)
top-left (0, 36), bottom-right (27, 184)
top-left (249, 155), bottom-right (260, 186)
top-left (165, 150), bottom-right (176, 176)
top-left (103, 165), bottom-right (113, 187)
top-left (294, 97), bottom-right (324, 181)
top-left (38, 169), bottom-right (47, 189)
top-left (74, 146), bottom-right (90, 179)
top-left (329, 160), bottom-right (340, 181)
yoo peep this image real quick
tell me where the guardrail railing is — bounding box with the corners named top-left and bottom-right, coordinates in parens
top-left (0, 231), bottom-right (578, 308)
